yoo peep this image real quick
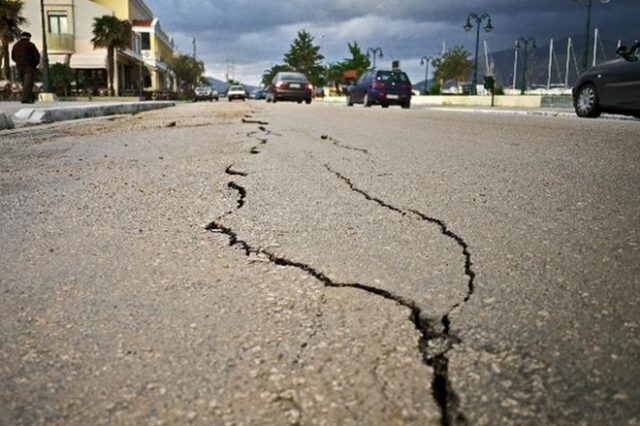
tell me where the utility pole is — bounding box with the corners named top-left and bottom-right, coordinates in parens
top-left (39, 0), bottom-right (50, 92)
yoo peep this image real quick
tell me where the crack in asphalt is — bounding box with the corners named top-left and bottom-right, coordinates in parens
top-left (325, 165), bottom-right (475, 426)
top-left (206, 178), bottom-right (470, 426)
top-left (208, 122), bottom-right (474, 425)
top-left (320, 134), bottom-right (369, 154)
top-left (227, 182), bottom-right (246, 208)
top-left (326, 166), bottom-right (476, 307)
top-left (242, 118), bottom-right (270, 125)
top-left (225, 164), bottom-right (248, 177)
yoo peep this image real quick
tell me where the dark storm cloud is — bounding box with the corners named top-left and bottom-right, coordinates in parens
top-left (145, 0), bottom-right (638, 84)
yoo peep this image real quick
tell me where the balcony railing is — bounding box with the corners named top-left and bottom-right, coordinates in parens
top-left (47, 33), bottom-right (74, 52)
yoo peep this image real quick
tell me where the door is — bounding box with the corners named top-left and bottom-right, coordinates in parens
top-left (600, 45), bottom-right (640, 110)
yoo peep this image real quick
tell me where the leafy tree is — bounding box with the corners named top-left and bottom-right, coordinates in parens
top-left (91, 15), bottom-right (132, 96)
top-left (283, 30), bottom-right (324, 86)
top-left (432, 46), bottom-right (472, 92)
top-left (168, 53), bottom-right (204, 96)
top-left (340, 41), bottom-right (370, 78)
top-left (261, 63), bottom-right (292, 87)
top-left (49, 62), bottom-right (73, 96)
top-left (321, 42), bottom-right (371, 94)
top-left (0, 0), bottom-right (26, 80)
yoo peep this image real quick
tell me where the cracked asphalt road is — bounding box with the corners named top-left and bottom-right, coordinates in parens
top-left (1, 101), bottom-right (639, 425)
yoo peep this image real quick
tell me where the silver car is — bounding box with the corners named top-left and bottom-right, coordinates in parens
top-left (194, 86), bottom-right (219, 102)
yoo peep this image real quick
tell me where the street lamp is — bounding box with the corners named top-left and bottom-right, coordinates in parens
top-left (572, 0), bottom-right (611, 73)
top-left (516, 37), bottom-right (536, 95)
top-left (420, 56), bottom-right (432, 95)
top-left (367, 47), bottom-right (383, 68)
top-left (39, 0), bottom-right (50, 93)
top-left (464, 12), bottom-right (493, 95)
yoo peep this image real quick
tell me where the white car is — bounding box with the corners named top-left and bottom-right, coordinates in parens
top-left (227, 85), bottom-right (247, 101)
top-left (194, 86), bottom-right (218, 101)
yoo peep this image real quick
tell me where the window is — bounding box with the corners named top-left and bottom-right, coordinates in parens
top-left (141, 33), bottom-right (151, 50)
top-left (48, 12), bottom-right (68, 34)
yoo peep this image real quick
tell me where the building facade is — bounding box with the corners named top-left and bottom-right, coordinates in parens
top-left (14, 0), bottom-right (175, 96)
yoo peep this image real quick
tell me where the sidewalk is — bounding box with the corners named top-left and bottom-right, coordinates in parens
top-left (0, 100), bottom-right (175, 131)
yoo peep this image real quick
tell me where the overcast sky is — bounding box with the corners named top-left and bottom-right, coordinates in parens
top-left (144, 0), bottom-right (638, 85)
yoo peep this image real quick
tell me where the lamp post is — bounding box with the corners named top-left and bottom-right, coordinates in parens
top-left (420, 56), bottom-right (432, 95)
top-left (367, 47), bottom-right (383, 68)
top-left (572, 0), bottom-right (611, 73)
top-left (464, 12), bottom-right (493, 95)
top-left (39, 0), bottom-right (50, 92)
top-left (516, 37), bottom-right (536, 95)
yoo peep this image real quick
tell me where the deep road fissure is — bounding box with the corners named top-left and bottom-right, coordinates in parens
top-left (205, 121), bottom-right (478, 426)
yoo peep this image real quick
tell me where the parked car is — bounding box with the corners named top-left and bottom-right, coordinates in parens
top-left (346, 69), bottom-right (412, 109)
top-left (573, 41), bottom-right (640, 119)
top-left (227, 85), bottom-right (247, 101)
top-left (250, 89), bottom-right (266, 99)
top-left (194, 86), bottom-right (218, 101)
top-left (266, 72), bottom-right (312, 104)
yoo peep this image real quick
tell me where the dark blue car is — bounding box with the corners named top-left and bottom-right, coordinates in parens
top-left (347, 69), bottom-right (412, 109)
top-left (573, 41), bottom-right (640, 119)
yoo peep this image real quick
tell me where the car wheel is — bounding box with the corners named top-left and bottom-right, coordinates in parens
top-left (381, 104), bottom-right (389, 109)
top-left (297, 100), bottom-right (302, 104)
top-left (346, 95), bottom-right (353, 107)
top-left (401, 102), bottom-right (411, 109)
top-left (305, 99), bottom-right (311, 104)
top-left (363, 93), bottom-right (372, 107)
top-left (574, 83), bottom-right (601, 118)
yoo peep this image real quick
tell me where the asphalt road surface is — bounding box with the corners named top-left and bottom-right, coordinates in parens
top-left (1, 101), bottom-right (639, 426)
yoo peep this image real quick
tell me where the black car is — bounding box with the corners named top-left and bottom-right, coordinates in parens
top-left (573, 41), bottom-right (640, 119)
top-left (266, 72), bottom-right (312, 104)
top-left (347, 69), bottom-right (412, 109)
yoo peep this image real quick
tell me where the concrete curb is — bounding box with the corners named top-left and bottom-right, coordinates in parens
top-left (14, 101), bottom-right (175, 124)
top-left (0, 112), bottom-right (15, 130)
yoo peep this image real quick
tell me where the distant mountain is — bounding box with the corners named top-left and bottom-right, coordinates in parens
top-left (204, 76), bottom-right (227, 93)
top-left (204, 76), bottom-right (259, 93)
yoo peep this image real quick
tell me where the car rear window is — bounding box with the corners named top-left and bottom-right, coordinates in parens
top-left (230, 86), bottom-right (244, 91)
top-left (278, 73), bottom-right (307, 81)
top-left (376, 71), bottom-right (409, 83)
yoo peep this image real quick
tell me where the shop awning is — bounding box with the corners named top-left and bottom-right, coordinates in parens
top-left (69, 52), bottom-right (107, 69)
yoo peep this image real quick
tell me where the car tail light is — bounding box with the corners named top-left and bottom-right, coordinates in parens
top-left (403, 83), bottom-right (412, 90)
top-left (306, 83), bottom-right (313, 90)
top-left (371, 81), bottom-right (384, 88)
top-left (275, 81), bottom-right (285, 89)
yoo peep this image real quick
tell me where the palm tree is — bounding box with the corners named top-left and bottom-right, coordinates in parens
top-left (91, 15), bottom-right (132, 96)
top-left (0, 0), bottom-right (26, 80)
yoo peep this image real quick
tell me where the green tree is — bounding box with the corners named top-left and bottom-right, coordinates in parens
top-left (341, 41), bottom-right (370, 78)
top-left (283, 30), bottom-right (324, 86)
top-left (49, 62), bottom-right (73, 96)
top-left (432, 46), bottom-right (473, 93)
top-left (0, 0), bottom-right (26, 80)
top-left (261, 63), bottom-right (292, 87)
top-left (91, 15), bottom-right (132, 96)
top-left (322, 42), bottom-right (371, 93)
top-left (168, 53), bottom-right (204, 97)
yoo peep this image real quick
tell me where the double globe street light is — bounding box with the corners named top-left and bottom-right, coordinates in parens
top-left (572, 0), bottom-right (611, 73)
top-left (367, 47), bottom-right (383, 68)
top-left (420, 56), bottom-right (433, 95)
top-left (516, 37), bottom-right (536, 95)
top-left (464, 12), bottom-right (493, 95)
